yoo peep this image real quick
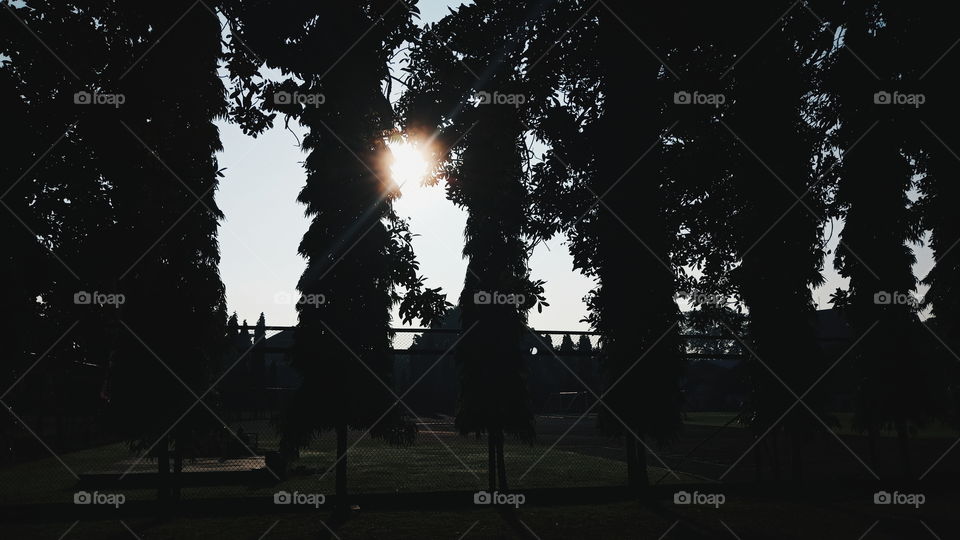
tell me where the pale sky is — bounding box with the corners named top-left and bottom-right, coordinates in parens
top-left (214, 0), bottom-right (934, 329)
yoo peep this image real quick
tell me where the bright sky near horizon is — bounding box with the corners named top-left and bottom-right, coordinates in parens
top-left (214, 0), bottom-right (934, 329)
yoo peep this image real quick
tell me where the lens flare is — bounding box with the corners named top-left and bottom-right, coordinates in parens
top-left (389, 141), bottom-right (430, 192)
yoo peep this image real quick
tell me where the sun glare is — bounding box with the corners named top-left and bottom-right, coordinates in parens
top-left (389, 142), bottom-right (430, 193)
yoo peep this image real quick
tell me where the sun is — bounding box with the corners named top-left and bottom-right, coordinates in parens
top-left (389, 141), bottom-right (430, 192)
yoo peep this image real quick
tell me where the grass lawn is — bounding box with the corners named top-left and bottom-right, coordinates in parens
top-left (683, 411), bottom-right (959, 439)
top-left (0, 431), bottom-right (700, 505)
top-left (4, 496), bottom-right (956, 539)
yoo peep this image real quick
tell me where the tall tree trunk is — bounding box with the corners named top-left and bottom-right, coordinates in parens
top-left (172, 446), bottom-right (183, 502)
top-left (754, 439), bottom-right (764, 482)
top-left (488, 431), bottom-right (497, 492)
top-left (771, 432), bottom-right (781, 481)
top-left (335, 422), bottom-right (348, 502)
top-left (635, 436), bottom-right (649, 489)
top-left (895, 420), bottom-right (911, 478)
top-left (625, 436), bottom-right (638, 491)
top-left (156, 437), bottom-right (170, 505)
top-left (791, 432), bottom-right (803, 483)
top-left (495, 429), bottom-right (508, 491)
top-left (868, 423), bottom-right (880, 472)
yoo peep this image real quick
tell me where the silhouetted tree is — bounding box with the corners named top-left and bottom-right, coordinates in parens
top-left (826, 1), bottom-right (929, 476)
top-left (399, 1), bottom-right (549, 491)
top-left (719, 1), bottom-right (833, 481)
top-left (223, 0), bottom-right (446, 503)
top-left (83, 1), bottom-right (230, 502)
top-left (912, 3), bottom-right (960, 429)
